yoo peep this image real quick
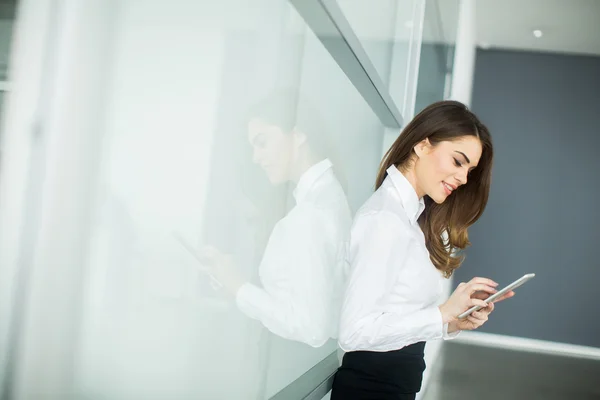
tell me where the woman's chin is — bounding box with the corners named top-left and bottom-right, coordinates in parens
top-left (430, 193), bottom-right (448, 204)
top-left (267, 174), bottom-right (287, 185)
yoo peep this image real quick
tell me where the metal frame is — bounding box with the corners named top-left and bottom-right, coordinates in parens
top-left (289, 0), bottom-right (404, 129)
top-left (269, 351), bottom-right (339, 400)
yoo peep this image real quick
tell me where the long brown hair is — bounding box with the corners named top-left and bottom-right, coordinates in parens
top-left (375, 101), bottom-right (493, 277)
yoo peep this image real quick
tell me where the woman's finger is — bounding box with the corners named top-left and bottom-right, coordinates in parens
top-left (471, 311), bottom-right (489, 321)
top-left (468, 277), bottom-right (498, 287)
top-left (469, 298), bottom-right (489, 308)
top-left (471, 290), bottom-right (491, 300)
top-left (466, 283), bottom-right (498, 295)
top-left (479, 302), bottom-right (494, 313)
top-left (493, 291), bottom-right (515, 303)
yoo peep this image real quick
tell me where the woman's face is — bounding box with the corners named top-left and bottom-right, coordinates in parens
top-left (248, 118), bottom-right (295, 184)
top-left (414, 136), bottom-right (483, 204)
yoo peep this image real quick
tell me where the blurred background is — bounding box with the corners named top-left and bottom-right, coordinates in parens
top-left (0, 0), bottom-right (598, 399)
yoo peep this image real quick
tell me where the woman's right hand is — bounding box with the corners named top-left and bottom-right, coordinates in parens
top-left (439, 277), bottom-right (499, 324)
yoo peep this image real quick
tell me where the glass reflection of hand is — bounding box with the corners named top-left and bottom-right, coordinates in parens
top-left (200, 245), bottom-right (244, 295)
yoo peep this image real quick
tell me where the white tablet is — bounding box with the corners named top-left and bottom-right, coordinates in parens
top-left (457, 273), bottom-right (535, 319)
top-left (172, 232), bottom-right (224, 290)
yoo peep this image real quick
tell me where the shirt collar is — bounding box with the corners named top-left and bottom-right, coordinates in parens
top-left (293, 159), bottom-right (333, 204)
top-left (386, 165), bottom-right (425, 225)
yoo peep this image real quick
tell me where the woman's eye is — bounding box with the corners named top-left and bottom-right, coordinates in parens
top-left (453, 158), bottom-right (462, 167)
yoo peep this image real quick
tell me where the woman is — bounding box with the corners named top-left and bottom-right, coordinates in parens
top-left (202, 89), bottom-right (352, 347)
top-left (331, 101), bottom-right (513, 399)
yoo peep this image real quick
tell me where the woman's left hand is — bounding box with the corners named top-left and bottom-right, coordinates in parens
top-left (200, 245), bottom-right (245, 295)
top-left (449, 301), bottom-right (494, 332)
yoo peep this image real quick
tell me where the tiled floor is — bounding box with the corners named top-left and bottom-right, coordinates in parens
top-left (422, 342), bottom-right (600, 400)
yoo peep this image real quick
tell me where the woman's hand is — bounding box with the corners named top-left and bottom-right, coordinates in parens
top-left (439, 277), bottom-right (498, 324)
top-left (200, 245), bottom-right (245, 295)
top-left (446, 285), bottom-right (516, 333)
top-left (449, 302), bottom-right (495, 332)
top-left (472, 288), bottom-right (515, 304)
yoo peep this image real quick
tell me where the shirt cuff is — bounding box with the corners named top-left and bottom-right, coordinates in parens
top-left (235, 282), bottom-right (265, 319)
top-left (443, 322), bottom-right (461, 340)
top-left (418, 306), bottom-right (446, 342)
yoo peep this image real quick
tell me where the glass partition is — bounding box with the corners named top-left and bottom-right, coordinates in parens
top-left (71, 1), bottom-right (385, 398)
top-left (415, 0), bottom-right (460, 113)
top-left (0, 12), bottom-right (15, 126)
top-left (337, 0), bottom-right (424, 117)
top-left (0, 0), bottom-right (459, 398)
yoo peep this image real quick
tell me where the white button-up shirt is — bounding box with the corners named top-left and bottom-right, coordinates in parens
top-left (236, 159), bottom-right (352, 348)
top-left (338, 165), bottom-right (457, 352)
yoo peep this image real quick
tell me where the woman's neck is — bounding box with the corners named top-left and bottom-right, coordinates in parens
top-left (399, 165), bottom-right (424, 199)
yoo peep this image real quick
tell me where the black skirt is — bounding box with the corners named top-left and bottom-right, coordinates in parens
top-left (331, 342), bottom-right (426, 400)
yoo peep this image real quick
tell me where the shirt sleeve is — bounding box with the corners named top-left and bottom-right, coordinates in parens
top-left (235, 206), bottom-right (337, 348)
top-left (338, 210), bottom-right (445, 352)
top-left (443, 323), bottom-right (461, 340)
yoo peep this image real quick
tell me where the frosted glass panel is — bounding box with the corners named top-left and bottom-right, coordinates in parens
top-left (262, 13), bottom-right (385, 398)
top-left (337, 0), bottom-right (421, 116)
top-left (0, 18), bottom-right (14, 125)
top-left (72, 0), bottom-right (384, 398)
top-left (0, 20), bottom-right (13, 81)
top-left (415, 0), bottom-right (460, 113)
top-left (336, 0), bottom-right (398, 84)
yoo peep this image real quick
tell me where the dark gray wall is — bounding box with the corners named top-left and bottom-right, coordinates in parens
top-left (454, 49), bottom-right (600, 347)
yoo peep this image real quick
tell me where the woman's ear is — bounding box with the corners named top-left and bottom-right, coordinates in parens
top-left (413, 138), bottom-right (431, 158)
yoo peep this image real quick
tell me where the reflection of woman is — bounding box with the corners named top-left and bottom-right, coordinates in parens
top-left (331, 102), bottom-right (514, 399)
top-left (204, 90), bottom-right (352, 347)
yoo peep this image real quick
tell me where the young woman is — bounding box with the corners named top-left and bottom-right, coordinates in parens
top-left (202, 89), bottom-right (352, 347)
top-left (331, 101), bottom-right (513, 399)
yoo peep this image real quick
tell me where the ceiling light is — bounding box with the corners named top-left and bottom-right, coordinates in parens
top-left (533, 29), bottom-right (543, 38)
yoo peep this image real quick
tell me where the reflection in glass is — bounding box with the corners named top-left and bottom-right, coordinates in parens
top-left (36, 1), bottom-right (389, 398)
top-left (201, 89), bottom-right (352, 347)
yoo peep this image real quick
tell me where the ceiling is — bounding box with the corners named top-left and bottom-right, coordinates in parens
top-left (476, 0), bottom-right (600, 56)
top-left (337, 0), bottom-right (600, 57)
top-left (0, 0), bottom-right (598, 56)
